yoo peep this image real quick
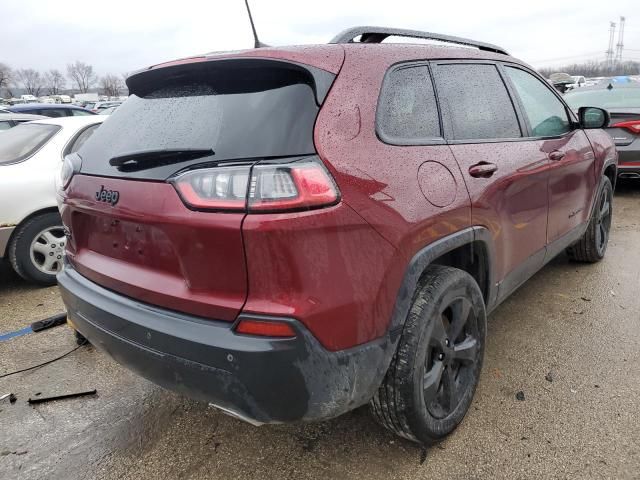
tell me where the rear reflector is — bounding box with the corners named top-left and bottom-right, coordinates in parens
top-left (171, 157), bottom-right (339, 213)
top-left (612, 120), bottom-right (640, 134)
top-left (235, 319), bottom-right (296, 338)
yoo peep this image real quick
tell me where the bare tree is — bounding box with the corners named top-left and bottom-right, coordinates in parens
top-left (15, 68), bottom-right (43, 96)
top-left (539, 60), bottom-right (640, 78)
top-left (67, 60), bottom-right (96, 93)
top-left (99, 74), bottom-right (125, 98)
top-left (0, 62), bottom-right (11, 94)
top-left (44, 69), bottom-right (65, 95)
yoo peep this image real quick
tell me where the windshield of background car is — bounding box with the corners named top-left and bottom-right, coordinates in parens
top-left (78, 59), bottom-right (332, 180)
top-left (564, 87), bottom-right (640, 109)
top-left (0, 123), bottom-right (60, 166)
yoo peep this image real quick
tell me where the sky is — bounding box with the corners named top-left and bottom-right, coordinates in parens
top-left (2, 0), bottom-right (639, 77)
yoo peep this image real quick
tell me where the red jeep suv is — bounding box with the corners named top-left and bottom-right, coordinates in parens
top-left (57, 27), bottom-right (617, 444)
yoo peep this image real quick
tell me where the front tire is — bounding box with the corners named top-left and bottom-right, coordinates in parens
top-left (566, 176), bottom-right (613, 263)
top-left (8, 212), bottom-right (65, 286)
top-left (370, 265), bottom-right (486, 444)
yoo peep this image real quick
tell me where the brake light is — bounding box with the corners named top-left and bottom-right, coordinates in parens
top-left (59, 153), bottom-right (82, 190)
top-left (248, 161), bottom-right (338, 211)
top-left (235, 319), bottom-right (296, 338)
top-left (171, 158), bottom-right (339, 213)
top-left (172, 165), bottom-right (249, 211)
top-left (612, 120), bottom-right (640, 134)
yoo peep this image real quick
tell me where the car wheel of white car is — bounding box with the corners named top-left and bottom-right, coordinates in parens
top-left (9, 212), bottom-right (65, 286)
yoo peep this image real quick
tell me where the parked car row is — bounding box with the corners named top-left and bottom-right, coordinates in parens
top-left (0, 113), bottom-right (47, 131)
top-left (6, 103), bottom-right (95, 118)
top-left (84, 101), bottom-right (123, 113)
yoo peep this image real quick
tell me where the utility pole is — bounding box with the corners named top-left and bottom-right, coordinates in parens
top-left (606, 22), bottom-right (616, 70)
top-left (615, 16), bottom-right (626, 63)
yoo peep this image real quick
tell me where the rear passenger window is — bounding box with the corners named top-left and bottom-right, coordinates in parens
top-left (377, 65), bottom-right (441, 144)
top-left (504, 67), bottom-right (571, 137)
top-left (433, 64), bottom-right (521, 140)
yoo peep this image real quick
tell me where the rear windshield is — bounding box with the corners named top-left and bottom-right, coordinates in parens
top-left (0, 123), bottom-right (59, 166)
top-left (564, 88), bottom-right (640, 109)
top-left (79, 59), bottom-right (332, 180)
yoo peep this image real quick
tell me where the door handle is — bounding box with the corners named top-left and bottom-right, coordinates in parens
top-left (469, 162), bottom-right (498, 178)
top-left (548, 150), bottom-right (566, 161)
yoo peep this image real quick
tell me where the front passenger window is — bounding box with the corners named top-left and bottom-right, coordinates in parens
top-left (505, 67), bottom-right (571, 137)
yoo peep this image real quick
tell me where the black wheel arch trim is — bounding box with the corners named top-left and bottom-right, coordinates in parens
top-left (600, 157), bottom-right (618, 190)
top-left (387, 226), bottom-right (497, 342)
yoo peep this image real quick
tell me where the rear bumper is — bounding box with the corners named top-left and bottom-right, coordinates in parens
top-left (58, 264), bottom-right (391, 424)
top-left (618, 163), bottom-right (640, 178)
top-left (617, 148), bottom-right (640, 177)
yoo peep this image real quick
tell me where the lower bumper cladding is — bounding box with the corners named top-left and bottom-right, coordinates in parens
top-left (58, 264), bottom-right (391, 424)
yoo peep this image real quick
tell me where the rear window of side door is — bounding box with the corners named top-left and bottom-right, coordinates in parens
top-left (499, 63), bottom-right (597, 243)
top-left (430, 60), bottom-right (549, 296)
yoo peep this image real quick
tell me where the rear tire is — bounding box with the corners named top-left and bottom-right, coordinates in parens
top-left (8, 212), bottom-right (65, 286)
top-left (370, 265), bottom-right (486, 444)
top-left (566, 176), bottom-right (613, 263)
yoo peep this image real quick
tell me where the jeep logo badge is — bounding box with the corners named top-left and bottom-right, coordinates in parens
top-left (95, 185), bottom-right (120, 206)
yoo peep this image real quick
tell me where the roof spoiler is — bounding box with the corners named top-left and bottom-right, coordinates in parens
top-left (329, 26), bottom-right (508, 55)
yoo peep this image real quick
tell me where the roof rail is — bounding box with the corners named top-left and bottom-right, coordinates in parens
top-left (329, 26), bottom-right (509, 56)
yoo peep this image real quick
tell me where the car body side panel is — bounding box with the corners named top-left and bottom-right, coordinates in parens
top-left (584, 128), bottom-right (619, 177)
top-left (314, 46), bottom-right (472, 254)
top-left (449, 142), bottom-right (549, 283)
top-left (241, 203), bottom-right (400, 351)
top-left (544, 130), bottom-right (599, 243)
top-left (309, 45), bottom-right (472, 347)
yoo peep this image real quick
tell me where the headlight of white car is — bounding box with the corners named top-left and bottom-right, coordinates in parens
top-left (60, 153), bottom-right (82, 190)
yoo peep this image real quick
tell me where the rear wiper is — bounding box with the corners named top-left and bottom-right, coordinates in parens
top-left (109, 148), bottom-right (214, 172)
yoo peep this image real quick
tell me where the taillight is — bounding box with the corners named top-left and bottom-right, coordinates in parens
top-left (171, 158), bottom-right (339, 213)
top-left (59, 153), bottom-right (82, 190)
top-left (172, 165), bottom-right (249, 211)
top-left (612, 120), bottom-right (640, 134)
top-left (235, 318), bottom-right (296, 338)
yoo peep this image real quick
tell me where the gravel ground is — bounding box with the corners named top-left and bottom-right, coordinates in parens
top-left (1, 181), bottom-right (639, 480)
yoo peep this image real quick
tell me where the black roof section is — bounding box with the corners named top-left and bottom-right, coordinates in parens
top-left (330, 26), bottom-right (509, 56)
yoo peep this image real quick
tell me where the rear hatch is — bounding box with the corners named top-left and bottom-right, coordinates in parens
top-left (63, 52), bottom-right (340, 321)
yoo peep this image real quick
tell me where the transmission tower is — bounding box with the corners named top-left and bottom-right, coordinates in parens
top-left (615, 16), bottom-right (626, 63)
top-left (606, 21), bottom-right (616, 68)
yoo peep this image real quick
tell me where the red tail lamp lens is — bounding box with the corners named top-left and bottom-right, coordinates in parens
top-left (248, 161), bottom-right (339, 212)
top-left (172, 165), bottom-right (250, 211)
top-left (612, 120), bottom-right (640, 134)
top-left (171, 158), bottom-right (339, 213)
top-left (235, 319), bottom-right (296, 338)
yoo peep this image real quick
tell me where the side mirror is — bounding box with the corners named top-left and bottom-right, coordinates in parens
top-left (578, 107), bottom-right (609, 129)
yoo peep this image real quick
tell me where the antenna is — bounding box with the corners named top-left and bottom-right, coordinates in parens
top-left (244, 0), bottom-right (268, 48)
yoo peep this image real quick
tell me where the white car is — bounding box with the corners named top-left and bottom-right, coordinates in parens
top-left (0, 116), bottom-right (105, 285)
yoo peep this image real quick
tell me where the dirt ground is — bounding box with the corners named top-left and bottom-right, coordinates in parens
top-left (1, 181), bottom-right (639, 480)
